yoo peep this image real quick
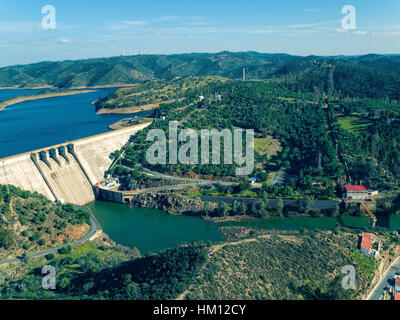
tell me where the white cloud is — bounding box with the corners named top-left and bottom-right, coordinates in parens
top-left (122, 20), bottom-right (148, 26)
top-left (58, 38), bottom-right (71, 44)
top-left (334, 28), bottom-right (349, 33)
top-left (106, 15), bottom-right (208, 32)
top-left (289, 20), bottom-right (339, 29)
top-left (304, 9), bottom-right (321, 13)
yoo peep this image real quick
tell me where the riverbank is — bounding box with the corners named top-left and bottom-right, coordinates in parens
top-left (96, 101), bottom-right (172, 115)
top-left (0, 90), bottom-right (95, 111)
top-left (108, 117), bottom-right (154, 130)
top-left (0, 86), bottom-right (53, 90)
top-left (0, 84), bottom-right (138, 90)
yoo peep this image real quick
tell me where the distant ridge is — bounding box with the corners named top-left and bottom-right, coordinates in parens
top-left (1, 51), bottom-right (400, 90)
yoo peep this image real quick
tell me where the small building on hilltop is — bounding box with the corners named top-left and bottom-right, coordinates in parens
top-left (344, 185), bottom-right (370, 200)
top-left (360, 232), bottom-right (380, 258)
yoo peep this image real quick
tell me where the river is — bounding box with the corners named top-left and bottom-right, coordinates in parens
top-left (0, 88), bottom-right (137, 158)
top-left (86, 201), bottom-right (224, 254)
top-left (85, 200), bottom-right (400, 254)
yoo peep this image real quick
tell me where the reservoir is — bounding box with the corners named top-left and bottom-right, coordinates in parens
top-left (86, 201), bottom-right (224, 254)
top-left (0, 88), bottom-right (134, 158)
top-left (0, 89), bottom-right (42, 101)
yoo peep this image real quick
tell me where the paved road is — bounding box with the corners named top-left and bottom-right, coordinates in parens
top-left (0, 206), bottom-right (100, 266)
top-left (115, 165), bottom-right (242, 194)
top-left (368, 258), bottom-right (400, 300)
top-left (138, 165), bottom-right (237, 186)
top-left (197, 196), bottom-right (338, 209)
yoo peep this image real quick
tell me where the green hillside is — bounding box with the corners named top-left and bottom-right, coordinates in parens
top-left (0, 230), bottom-right (382, 300)
top-left (2, 52), bottom-right (400, 92)
top-left (0, 185), bottom-right (91, 260)
top-left (95, 76), bottom-right (228, 112)
top-left (0, 52), bottom-right (294, 88)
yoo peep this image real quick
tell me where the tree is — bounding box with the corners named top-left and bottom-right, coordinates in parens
top-left (254, 200), bottom-right (268, 218)
top-left (216, 203), bottom-right (230, 217)
top-left (276, 198), bottom-right (284, 216)
top-left (0, 227), bottom-right (15, 249)
top-left (261, 192), bottom-right (270, 208)
top-left (203, 202), bottom-right (213, 216)
top-left (330, 204), bottom-right (340, 217)
top-left (300, 196), bottom-right (315, 214)
top-left (237, 183), bottom-right (252, 193)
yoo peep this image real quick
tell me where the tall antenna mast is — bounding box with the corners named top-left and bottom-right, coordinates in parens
top-left (243, 67), bottom-right (246, 81)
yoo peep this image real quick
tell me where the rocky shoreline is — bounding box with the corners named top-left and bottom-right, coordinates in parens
top-left (129, 191), bottom-right (212, 215)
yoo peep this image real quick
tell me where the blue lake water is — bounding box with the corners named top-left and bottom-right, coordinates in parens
top-left (0, 89), bottom-right (42, 101)
top-left (0, 89), bottom-right (136, 158)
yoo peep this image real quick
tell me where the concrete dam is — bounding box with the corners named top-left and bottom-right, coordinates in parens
top-left (0, 123), bottom-right (151, 205)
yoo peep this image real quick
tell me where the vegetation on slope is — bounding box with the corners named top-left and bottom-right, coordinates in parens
top-left (0, 52), bottom-right (296, 88)
top-left (2, 52), bottom-right (400, 91)
top-left (0, 185), bottom-right (91, 259)
top-left (0, 242), bottom-right (206, 300)
top-left (111, 79), bottom-right (339, 201)
top-left (0, 230), bottom-right (384, 300)
top-left (107, 54), bottom-right (400, 200)
top-left (95, 76), bottom-right (228, 113)
top-left (185, 231), bottom-right (376, 300)
top-left (0, 241), bottom-right (140, 300)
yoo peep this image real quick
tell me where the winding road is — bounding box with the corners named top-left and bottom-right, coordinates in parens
top-left (367, 256), bottom-right (400, 300)
top-left (0, 206), bottom-right (100, 266)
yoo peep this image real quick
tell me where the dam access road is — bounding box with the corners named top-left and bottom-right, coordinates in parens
top-left (0, 206), bottom-right (100, 266)
top-left (0, 122), bottom-right (152, 206)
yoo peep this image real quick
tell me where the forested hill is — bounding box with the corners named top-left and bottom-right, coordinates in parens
top-left (1, 51), bottom-right (400, 91)
top-left (281, 56), bottom-right (400, 100)
top-left (0, 52), bottom-right (294, 88)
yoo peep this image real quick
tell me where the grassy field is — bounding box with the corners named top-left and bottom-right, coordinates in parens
top-left (254, 136), bottom-right (282, 159)
top-left (337, 113), bottom-right (371, 135)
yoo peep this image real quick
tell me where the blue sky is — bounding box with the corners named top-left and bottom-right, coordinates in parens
top-left (0, 0), bottom-right (399, 66)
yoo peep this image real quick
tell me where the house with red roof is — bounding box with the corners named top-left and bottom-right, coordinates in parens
top-left (394, 276), bottom-right (400, 300)
top-left (344, 185), bottom-right (370, 200)
top-left (360, 232), bottom-right (380, 258)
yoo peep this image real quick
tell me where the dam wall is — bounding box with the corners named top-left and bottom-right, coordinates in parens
top-left (0, 154), bottom-right (56, 201)
top-left (37, 155), bottom-right (95, 206)
top-left (0, 122), bottom-right (151, 205)
top-left (74, 124), bottom-right (148, 185)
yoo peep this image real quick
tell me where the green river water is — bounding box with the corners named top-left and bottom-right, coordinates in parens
top-left (87, 200), bottom-right (400, 254)
top-left (86, 201), bottom-right (224, 254)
